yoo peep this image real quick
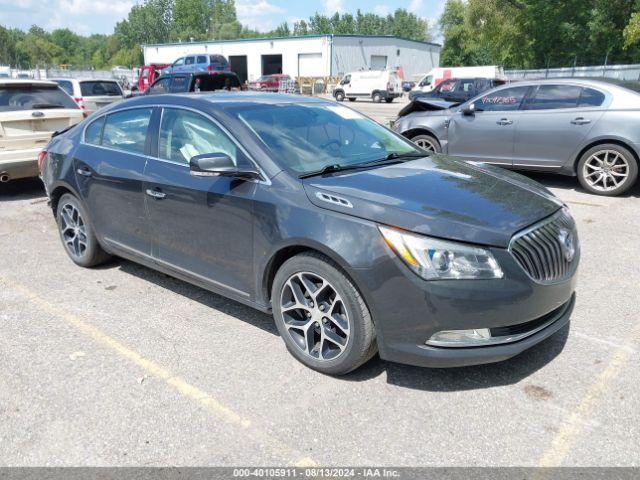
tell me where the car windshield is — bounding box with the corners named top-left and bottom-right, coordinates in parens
top-left (231, 103), bottom-right (422, 174)
top-left (0, 85), bottom-right (78, 112)
top-left (80, 81), bottom-right (122, 97)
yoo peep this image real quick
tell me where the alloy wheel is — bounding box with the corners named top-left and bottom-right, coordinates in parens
top-left (414, 137), bottom-right (437, 152)
top-left (583, 150), bottom-right (630, 192)
top-left (59, 203), bottom-right (88, 259)
top-left (280, 272), bottom-right (350, 361)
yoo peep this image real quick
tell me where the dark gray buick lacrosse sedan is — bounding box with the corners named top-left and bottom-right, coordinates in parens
top-left (40, 93), bottom-right (579, 375)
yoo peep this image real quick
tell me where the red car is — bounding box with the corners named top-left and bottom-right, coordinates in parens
top-left (137, 64), bottom-right (169, 92)
top-left (248, 74), bottom-right (291, 91)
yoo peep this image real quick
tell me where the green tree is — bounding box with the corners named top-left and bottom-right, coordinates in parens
top-left (293, 20), bottom-right (309, 36)
top-left (624, 11), bottom-right (640, 47)
top-left (0, 25), bottom-right (17, 65)
top-left (115, 0), bottom-right (173, 47)
top-left (172, 0), bottom-right (209, 41)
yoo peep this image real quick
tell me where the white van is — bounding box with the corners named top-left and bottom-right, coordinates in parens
top-left (334, 70), bottom-right (402, 103)
top-left (412, 66), bottom-right (505, 93)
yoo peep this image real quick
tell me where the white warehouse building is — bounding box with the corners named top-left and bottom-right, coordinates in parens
top-left (142, 34), bottom-right (440, 83)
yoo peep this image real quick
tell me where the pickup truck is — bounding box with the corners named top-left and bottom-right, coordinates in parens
top-left (145, 71), bottom-right (244, 95)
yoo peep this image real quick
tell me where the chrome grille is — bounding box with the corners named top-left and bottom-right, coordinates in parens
top-left (509, 208), bottom-right (579, 284)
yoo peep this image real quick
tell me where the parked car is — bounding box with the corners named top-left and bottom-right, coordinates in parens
top-left (412, 66), bottom-right (504, 94)
top-left (408, 77), bottom-right (508, 101)
top-left (52, 78), bottom-right (124, 117)
top-left (137, 64), bottom-right (169, 92)
top-left (0, 80), bottom-right (83, 183)
top-left (394, 78), bottom-right (640, 196)
top-left (145, 71), bottom-right (244, 95)
top-left (333, 70), bottom-right (402, 103)
top-left (162, 54), bottom-right (230, 75)
top-left (41, 93), bottom-right (578, 374)
top-left (248, 74), bottom-right (291, 92)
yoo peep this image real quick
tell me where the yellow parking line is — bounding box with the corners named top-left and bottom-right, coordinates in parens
top-left (0, 274), bottom-right (316, 467)
top-left (537, 322), bottom-right (640, 467)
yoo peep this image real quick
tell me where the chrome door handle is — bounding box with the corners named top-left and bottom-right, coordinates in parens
top-left (145, 188), bottom-right (166, 199)
top-left (571, 117), bottom-right (591, 125)
top-left (497, 118), bottom-right (513, 126)
top-left (76, 167), bottom-right (92, 177)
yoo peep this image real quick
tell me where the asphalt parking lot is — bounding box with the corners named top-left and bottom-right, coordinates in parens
top-left (1, 98), bottom-right (639, 467)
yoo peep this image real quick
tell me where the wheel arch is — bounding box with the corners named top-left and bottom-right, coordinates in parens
top-left (572, 138), bottom-right (640, 174)
top-left (260, 240), bottom-right (371, 313)
top-left (49, 181), bottom-right (83, 218)
top-left (402, 128), bottom-right (441, 144)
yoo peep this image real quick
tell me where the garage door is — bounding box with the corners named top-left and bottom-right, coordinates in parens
top-left (298, 53), bottom-right (324, 77)
top-left (370, 55), bottom-right (388, 70)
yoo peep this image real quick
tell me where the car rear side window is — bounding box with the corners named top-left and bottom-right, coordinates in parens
top-left (149, 77), bottom-right (171, 94)
top-left (102, 108), bottom-right (153, 155)
top-left (169, 76), bottom-right (188, 93)
top-left (57, 80), bottom-right (74, 96)
top-left (159, 108), bottom-right (237, 165)
top-left (0, 85), bottom-right (78, 112)
top-left (476, 86), bottom-right (529, 112)
top-left (579, 88), bottom-right (606, 107)
top-left (523, 85), bottom-right (582, 110)
top-left (84, 116), bottom-right (104, 145)
top-left (80, 81), bottom-right (122, 97)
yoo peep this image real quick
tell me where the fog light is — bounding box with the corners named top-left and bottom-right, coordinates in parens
top-left (426, 328), bottom-right (492, 347)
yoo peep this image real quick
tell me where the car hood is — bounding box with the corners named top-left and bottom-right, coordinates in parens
top-left (302, 155), bottom-right (563, 248)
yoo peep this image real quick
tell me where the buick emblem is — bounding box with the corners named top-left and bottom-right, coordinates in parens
top-left (558, 229), bottom-right (576, 262)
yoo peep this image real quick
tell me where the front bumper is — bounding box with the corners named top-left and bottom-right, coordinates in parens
top-left (353, 244), bottom-right (577, 368)
top-left (0, 148), bottom-right (41, 181)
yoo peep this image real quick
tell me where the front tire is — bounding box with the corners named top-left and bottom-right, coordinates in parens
top-left (56, 193), bottom-right (110, 267)
top-left (348, 97), bottom-right (356, 102)
top-left (272, 252), bottom-right (377, 375)
top-left (372, 92), bottom-right (383, 103)
top-left (577, 144), bottom-right (638, 196)
top-left (410, 133), bottom-right (441, 153)
top-left (334, 90), bottom-right (345, 102)
top-left (385, 98), bottom-right (394, 103)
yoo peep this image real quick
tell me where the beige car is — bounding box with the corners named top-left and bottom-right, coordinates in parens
top-left (52, 78), bottom-right (124, 117)
top-left (0, 80), bottom-right (83, 183)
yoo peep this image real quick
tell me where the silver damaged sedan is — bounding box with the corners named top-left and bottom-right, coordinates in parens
top-left (393, 79), bottom-right (640, 196)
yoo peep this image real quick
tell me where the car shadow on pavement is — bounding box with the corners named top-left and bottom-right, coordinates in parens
top-left (115, 259), bottom-right (279, 336)
top-left (522, 171), bottom-right (640, 198)
top-left (344, 323), bottom-right (570, 391)
top-left (111, 253), bottom-right (570, 391)
top-left (0, 178), bottom-right (46, 202)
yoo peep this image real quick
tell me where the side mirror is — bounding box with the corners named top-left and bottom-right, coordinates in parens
top-left (462, 103), bottom-right (476, 116)
top-left (189, 153), bottom-right (261, 180)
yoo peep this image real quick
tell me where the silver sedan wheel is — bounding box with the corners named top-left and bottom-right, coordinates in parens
top-left (583, 150), bottom-right (630, 192)
top-left (413, 137), bottom-right (437, 152)
top-left (59, 203), bottom-right (88, 259)
top-left (280, 272), bottom-right (350, 361)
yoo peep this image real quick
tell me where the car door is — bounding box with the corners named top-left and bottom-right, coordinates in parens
top-left (183, 56), bottom-right (195, 73)
top-left (513, 84), bottom-right (606, 168)
top-left (340, 74), bottom-right (352, 96)
top-left (447, 85), bottom-right (531, 165)
top-left (196, 55), bottom-right (208, 73)
top-left (170, 57), bottom-right (185, 73)
top-left (143, 107), bottom-right (256, 297)
top-left (73, 107), bottom-right (155, 255)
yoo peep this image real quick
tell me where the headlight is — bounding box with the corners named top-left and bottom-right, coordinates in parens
top-left (379, 226), bottom-right (503, 280)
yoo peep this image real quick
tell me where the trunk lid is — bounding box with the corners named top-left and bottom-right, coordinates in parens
top-left (0, 108), bottom-right (83, 153)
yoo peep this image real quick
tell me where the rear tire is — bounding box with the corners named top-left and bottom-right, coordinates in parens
top-left (348, 97), bottom-right (356, 102)
top-left (372, 92), bottom-right (383, 103)
top-left (56, 193), bottom-right (110, 267)
top-left (385, 98), bottom-right (394, 103)
top-left (334, 90), bottom-right (345, 102)
top-left (577, 143), bottom-right (638, 196)
top-left (410, 133), bottom-right (441, 153)
top-left (272, 252), bottom-right (377, 375)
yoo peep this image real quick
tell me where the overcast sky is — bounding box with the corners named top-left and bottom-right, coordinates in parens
top-left (0, 0), bottom-right (446, 36)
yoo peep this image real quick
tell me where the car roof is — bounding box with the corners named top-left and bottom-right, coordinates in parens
top-left (120, 92), bottom-right (327, 108)
top-left (0, 79), bottom-right (58, 86)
